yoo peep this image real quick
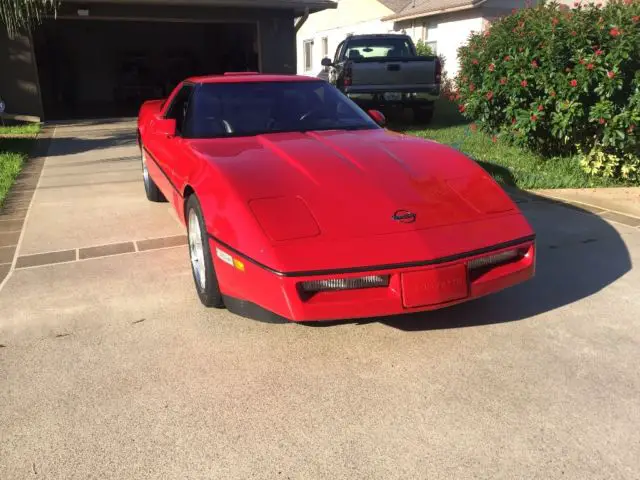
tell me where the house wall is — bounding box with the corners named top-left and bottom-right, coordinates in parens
top-left (392, 10), bottom-right (484, 78)
top-left (296, 0), bottom-right (394, 75)
top-left (0, 29), bottom-right (44, 121)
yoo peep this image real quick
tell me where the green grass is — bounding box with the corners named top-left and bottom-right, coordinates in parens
top-left (0, 123), bottom-right (40, 206)
top-left (0, 123), bottom-right (41, 137)
top-left (390, 99), bottom-right (628, 190)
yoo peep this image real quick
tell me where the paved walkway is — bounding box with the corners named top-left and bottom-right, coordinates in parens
top-left (0, 121), bottom-right (185, 284)
top-left (1, 122), bottom-right (640, 479)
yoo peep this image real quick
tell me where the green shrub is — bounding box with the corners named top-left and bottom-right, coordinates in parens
top-left (415, 39), bottom-right (435, 56)
top-left (454, 0), bottom-right (639, 181)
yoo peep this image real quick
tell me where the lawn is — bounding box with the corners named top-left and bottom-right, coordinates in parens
top-left (0, 123), bottom-right (41, 206)
top-left (390, 99), bottom-right (628, 190)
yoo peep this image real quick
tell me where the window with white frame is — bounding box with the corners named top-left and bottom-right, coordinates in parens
top-left (303, 40), bottom-right (314, 71)
top-left (321, 37), bottom-right (329, 58)
top-left (424, 20), bottom-right (438, 54)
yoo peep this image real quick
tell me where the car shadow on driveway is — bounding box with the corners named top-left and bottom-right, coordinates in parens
top-left (295, 189), bottom-right (632, 332)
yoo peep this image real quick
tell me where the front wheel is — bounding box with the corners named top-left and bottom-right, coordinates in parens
top-left (186, 195), bottom-right (224, 308)
top-left (141, 146), bottom-right (166, 202)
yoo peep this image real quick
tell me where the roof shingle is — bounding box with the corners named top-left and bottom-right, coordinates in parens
top-left (383, 0), bottom-right (485, 20)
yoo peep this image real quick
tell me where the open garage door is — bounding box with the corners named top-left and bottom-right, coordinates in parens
top-left (33, 19), bottom-right (259, 120)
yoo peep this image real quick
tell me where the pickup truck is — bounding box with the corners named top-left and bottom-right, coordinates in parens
top-left (320, 34), bottom-right (441, 123)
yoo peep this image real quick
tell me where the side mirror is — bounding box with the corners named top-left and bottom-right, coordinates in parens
top-left (368, 109), bottom-right (386, 127)
top-left (154, 117), bottom-right (176, 137)
top-left (321, 57), bottom-right (333, 67)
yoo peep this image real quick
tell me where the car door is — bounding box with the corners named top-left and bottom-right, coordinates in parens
top-left (148, 83), bottom-right (194, 201)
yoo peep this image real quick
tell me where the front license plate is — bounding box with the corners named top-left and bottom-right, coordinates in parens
top-left (401, 264), bottom-right (468, 308)
top-left (383, 92), bottom-right (402, 101)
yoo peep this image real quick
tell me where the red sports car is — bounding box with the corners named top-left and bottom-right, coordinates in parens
top-left (137, 73), bottom-right (535, 322)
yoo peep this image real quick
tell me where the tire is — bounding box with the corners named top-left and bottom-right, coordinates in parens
top-left (140, 145), bottom-right (166, 202)
top-left (413, 106), bottom-right (435, 124)
top-left (186, 194), bottom-right (225, 308)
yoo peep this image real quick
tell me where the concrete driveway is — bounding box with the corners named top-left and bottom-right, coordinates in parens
top-left (1, 121), bottom-right (639, 479)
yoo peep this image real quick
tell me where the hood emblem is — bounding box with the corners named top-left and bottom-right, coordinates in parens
top-left (392, 210), bottom-right (416, 224)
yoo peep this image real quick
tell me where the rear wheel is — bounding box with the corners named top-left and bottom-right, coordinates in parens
top-left (413, 105), bottom-right (435, 124)
top-left (186, 194), bottom-right (224, 308)
top-left (140, 146), bottom-right (166, 202)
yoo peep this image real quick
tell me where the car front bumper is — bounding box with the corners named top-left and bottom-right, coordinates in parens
top-left (210, 236), bottom-right (536, 323)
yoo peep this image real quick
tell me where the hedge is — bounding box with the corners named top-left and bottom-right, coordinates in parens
top-left (454, 0), bottom-right (640, 182)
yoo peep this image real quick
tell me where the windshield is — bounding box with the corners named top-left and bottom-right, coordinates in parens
top-left (184, 81), bottom-right (379, 139)
top-left (344, 37), bottom-right (414, 59)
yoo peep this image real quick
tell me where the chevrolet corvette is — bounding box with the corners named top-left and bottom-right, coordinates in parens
top-left (137, 73), bottom-right (535, 322)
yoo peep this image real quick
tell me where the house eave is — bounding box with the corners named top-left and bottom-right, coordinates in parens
top-left (382, 0), bottom-right (486, 21)
top-left (62, 0), bottom-right (338, 15)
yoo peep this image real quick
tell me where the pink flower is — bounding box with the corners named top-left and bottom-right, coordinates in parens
top-left (531, 114), bottom-right (538, 122)
top-left (504, 55), bottom-right (511, 61)
top-left (537, 105), bottom-right (544, 112)
top-left (472, 59), bottom-right (479, 65)
top-left (599, 118), bottom-right (606, 125)
top-left (570, 79), bottom-right (578, 87)
top-left (531, 60), bottom-right (538, 68)
top-left (571, 31), bottom-right (577, 36)
top-left (458, 104), bottom-right (466, 113)
top-left (511, 118), bottom-right (517, 125)
top-left (610, 27), bottom-right (620, 37)
top-left (469, 83), bottom-right (476, 92)
top-left (607, 71), bottom-right (615, 79)
top-left (552, 17), bottom-right (559, 26)
top-left (500, 77), bottom-right (507, 85)
top-left (633, 16), bottom-right (639, 23)
top-left (489, 63), bottom-right (495, 72)
top-left (595, 49), bottom-right (604, 56)
top-left (587, 63), bottom-right (594, 70)
top-left (486, 91), bottom-right (494, 101)
top-left (521, 80), bottom-right (528, 87)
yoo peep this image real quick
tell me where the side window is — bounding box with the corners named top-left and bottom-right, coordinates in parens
top-left (334, 41), bottom-right (345, 63)
top-left (165, 84), bottom-right (193, 135)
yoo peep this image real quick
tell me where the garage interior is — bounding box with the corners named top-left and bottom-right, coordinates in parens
top-left (32, 19), bottom-right (259, 120)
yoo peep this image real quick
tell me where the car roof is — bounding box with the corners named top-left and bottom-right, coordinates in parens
top-left (186, 73), bottom-right (322, 85)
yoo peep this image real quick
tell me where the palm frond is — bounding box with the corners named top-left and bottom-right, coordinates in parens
top-left (0, 0), bottom-right (58, 36)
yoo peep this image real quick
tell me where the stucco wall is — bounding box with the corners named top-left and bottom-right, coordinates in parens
top-left (0, 28), bottom-right (43, 120)
top-left (393, 10), bottom-right (484, 78)
top-left (296, 0), bottom-right (394, 75)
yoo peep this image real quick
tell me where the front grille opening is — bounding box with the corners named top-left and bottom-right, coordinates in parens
top-left (297, 275), bottom-right (390, 300)
top-left (468, 248), bottom-right (526, 282)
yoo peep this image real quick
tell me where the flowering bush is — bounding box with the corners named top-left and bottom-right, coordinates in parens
top-left (455, 0), bottom-right (640, 181)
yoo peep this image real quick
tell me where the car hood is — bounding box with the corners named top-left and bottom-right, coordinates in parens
top-left (188, 129), bottom-right (517, 242)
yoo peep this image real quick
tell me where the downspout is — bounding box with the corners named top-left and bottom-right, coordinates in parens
top-left (294, 7), bottom-right (310, 33)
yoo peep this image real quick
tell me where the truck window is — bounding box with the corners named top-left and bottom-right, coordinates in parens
top-left (334, 40), bottom-right (345, 63)
top-left (344, 37), bottom-right (414, 59)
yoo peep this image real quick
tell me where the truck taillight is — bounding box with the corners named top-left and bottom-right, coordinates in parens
top-left (344, 64), bottom-right (353, 87)
top-left (435, 57), bottom-right (442, 84)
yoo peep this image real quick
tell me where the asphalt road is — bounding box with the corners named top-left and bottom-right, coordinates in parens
top-left (1, 123), bottom-right (639, 479)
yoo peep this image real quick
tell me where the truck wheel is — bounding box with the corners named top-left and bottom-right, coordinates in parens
top-left (413, 106), bottom-right (434, 125)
